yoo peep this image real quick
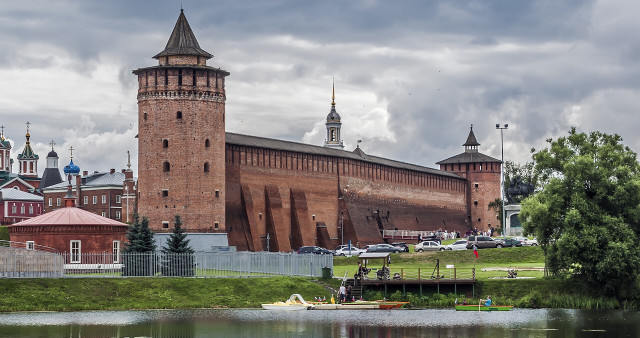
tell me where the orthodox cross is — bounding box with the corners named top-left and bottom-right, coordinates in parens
top-left (26, 121), bottom-right (30, 133)
top-left (69, 146), bottom-right (74, 158)
top-left (50, 140), bottom-right (56, 151)
top-left (0, 125), bottom-right (4, 136)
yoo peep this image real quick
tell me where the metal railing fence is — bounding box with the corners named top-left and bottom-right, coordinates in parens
top-left (0, 250), bottom-right (333, 279)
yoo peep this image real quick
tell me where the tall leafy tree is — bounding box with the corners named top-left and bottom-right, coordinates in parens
top-left (520, 128), bottom-right (640, 296)
top-left (161, 215), bottom-right (195, 276)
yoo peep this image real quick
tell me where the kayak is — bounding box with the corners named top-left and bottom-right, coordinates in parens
top-left (455, 305), bottom-right (513, 311)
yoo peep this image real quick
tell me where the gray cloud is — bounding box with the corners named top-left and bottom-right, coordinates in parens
top-left (1, 0), bottom-right (639, 178)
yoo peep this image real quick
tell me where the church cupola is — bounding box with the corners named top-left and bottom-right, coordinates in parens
top-left (17, 122), bottom-right (39, 177)
top-left (463, 124), bottom-right (480, 153)
top-left (39, 140), bottom-right (63, 189)
top-left (0, 125), bottom-right (11, 172)
top-left (63, 146), bottom-right (80, 179)
top-left (324, 81), bottom-right (344, 149)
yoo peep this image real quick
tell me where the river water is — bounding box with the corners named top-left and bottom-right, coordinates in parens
top-left (0, 308), bottom-right (637, 337)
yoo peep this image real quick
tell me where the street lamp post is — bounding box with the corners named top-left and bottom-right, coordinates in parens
top-left (340, 212), bottom-right (344, 247)
top-left (496, 124), bottom-right (508, 238)
top-left (125, 185), bottom-right (129, 223)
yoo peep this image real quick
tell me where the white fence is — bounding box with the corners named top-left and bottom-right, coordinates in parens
top-left (0, 250), bottom-right (333, 278)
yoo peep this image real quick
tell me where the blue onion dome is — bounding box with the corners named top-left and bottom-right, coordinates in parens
top-left (64, 159), bottom-right (80, 175)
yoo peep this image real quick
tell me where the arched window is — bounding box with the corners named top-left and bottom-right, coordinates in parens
top-left (205, 139), bottom-right (210, 148)
top-left (176, 111), bottom-right (182, 119)
top-left (204, 162), bottom-right (210, 173)
top-left (163, 139), bottom-right (168, 148)
top-left (143, 112), bottom-right (148, 120)
top-left (163, 161), bottom-right (170, 172)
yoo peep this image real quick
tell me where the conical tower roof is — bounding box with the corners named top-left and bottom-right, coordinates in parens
top-left (153, 9), bottom-right (213, 60)
top-left (463, 126), bottom-right (480, 147)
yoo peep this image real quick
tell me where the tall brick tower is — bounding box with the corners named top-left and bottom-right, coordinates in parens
top-left (436, 125), bottom-right (501, 232)
top-left (133, 10), bottom-right (229, 232)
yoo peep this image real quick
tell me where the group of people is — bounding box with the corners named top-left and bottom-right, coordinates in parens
top-left (338, 284), bottom-right (353, 303)
top-left (456, 296), bottom-right (492, 306)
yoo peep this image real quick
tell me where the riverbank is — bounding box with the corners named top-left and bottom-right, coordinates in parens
top-left (1, 246), bottom-right (637, 312)
top-left (0, 275), bottom-right (636, 312)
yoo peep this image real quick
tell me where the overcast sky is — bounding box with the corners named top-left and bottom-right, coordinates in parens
top-left (1, 0), bottom-right (639, 176)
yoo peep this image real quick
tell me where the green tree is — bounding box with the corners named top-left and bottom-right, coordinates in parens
top-left (123, 214), bottom-right (157, 276)
top-left (488, 161), bottom-right (538, 232)
top-left (520, 128), bottom-right (640, 297)
top-left (161, 215), bottom-right (195, 276)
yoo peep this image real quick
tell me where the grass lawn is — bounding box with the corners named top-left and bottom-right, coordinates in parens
top-left (332, 245), bottom-right (545, 280)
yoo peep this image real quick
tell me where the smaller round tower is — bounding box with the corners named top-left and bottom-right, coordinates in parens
top-left (324, 82), bottom-right (344, 149)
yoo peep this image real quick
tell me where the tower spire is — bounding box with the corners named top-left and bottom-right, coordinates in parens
top-left (332, 78), bottom-right (335, 107)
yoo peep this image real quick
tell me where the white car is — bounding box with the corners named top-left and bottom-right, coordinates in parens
top-left (446, 240), bottom-right (468, 251)
top-left (334, 246), bottom-right (364, 256)
top-left (414, 241), bottom-right (447, 252)
top-left (513, 237), bottom-right (538, 246)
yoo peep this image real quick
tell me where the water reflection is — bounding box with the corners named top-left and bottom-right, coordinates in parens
top-left (0, 308), bottom-right (638, 338)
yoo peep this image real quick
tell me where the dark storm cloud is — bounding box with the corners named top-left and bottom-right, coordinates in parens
top-left (1, 0), bottom-right (639, 175)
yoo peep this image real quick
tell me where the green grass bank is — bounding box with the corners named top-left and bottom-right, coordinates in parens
top-left (1, 246), bottom-right (637, 312)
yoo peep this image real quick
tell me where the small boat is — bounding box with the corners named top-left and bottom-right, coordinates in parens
top-left (261, 294), bottom-right (314, 310)
top-left (376, 301), bottom-right (410, 310)
top-left (455, 305), bottom-right (513, 311)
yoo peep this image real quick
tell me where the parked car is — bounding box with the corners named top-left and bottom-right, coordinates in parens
top-left (419, 235), bottom-right (442, 244)
top-left (414, 240), bottom-right (447, 252)
top-left (503, 238), bottom-right (523, 247)
top-left (334, 246), bottom-right (364, 256)
top-left (297, 246), bottom-right (332, 254)
top-left (446, 240), bottom-right (468, 251)
top-left (513, 237), bottom-right (538, 246)
top-left (391, 242), bottom-right (410, 252)
top-left (466, 236), bottom-right (504, 249)
top-left (366, 244), bottom-right (404, 253)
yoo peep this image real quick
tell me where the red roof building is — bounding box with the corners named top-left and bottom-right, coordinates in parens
top-left (8, 199), bottom-right (128, 262)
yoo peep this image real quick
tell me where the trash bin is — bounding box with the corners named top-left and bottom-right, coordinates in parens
top-left (322, 267), bottom-right (332, 279)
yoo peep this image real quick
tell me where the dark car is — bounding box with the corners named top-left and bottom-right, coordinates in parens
top-left (466, 236), bottom-right (505, 249)
top-left (366, 244), bottom-right (404, 253)
top-left (391, 242), bottom-right (410, 252)
top-left (503, 238), bottom-right (523, 247)
top-left (297, 246), bottom-right (332, 254)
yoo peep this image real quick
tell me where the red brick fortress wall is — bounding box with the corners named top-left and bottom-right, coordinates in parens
top-left (224, 143), bottom-right (469, 251)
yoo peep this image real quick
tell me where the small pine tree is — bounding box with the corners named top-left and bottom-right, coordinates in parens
top-left (161, 215), bottom-right (195, 276)
top-left (162, 215), bottom-right (193, 254)
top-left (123, 214), bottom-right (157, 276)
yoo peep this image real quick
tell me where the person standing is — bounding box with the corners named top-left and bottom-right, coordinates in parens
top-left (339, 284), bottom-right (346, 303)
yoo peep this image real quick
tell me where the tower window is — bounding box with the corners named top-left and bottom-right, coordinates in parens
top-left (204, 162), bottom-right (210, 173)
top-left (176, 111), bottom-right (182, 119)
top-left (178, 69), bottom-right (182, 86)
top-left (193, 69), bottom-right (197, 86)
top-left (162, 190), bottom-right (168, 197)
top-left (163, 161), bottom-right (170, 172)
top-left (163, 139), bottom-right (168, 148)
top-left (162, 221), bottom-right (169, 229)
top-left (473, 200), bottom-right (478, 206)
top-left (330, 128), bottom-right (336, 141)
top-left (143, 112), bottom-right (147, 121)
top-left (215, 189), bottom-right (220, 198)
top-left (205, 139), bottom-right (210, 148)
